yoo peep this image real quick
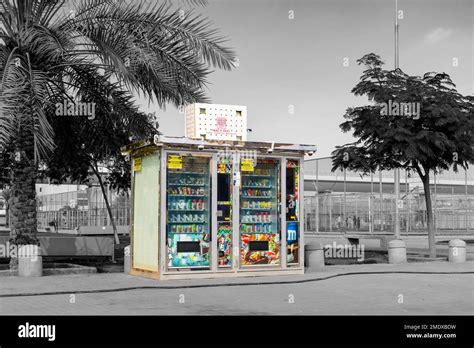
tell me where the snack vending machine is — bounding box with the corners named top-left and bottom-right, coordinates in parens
top-left (166, 154), bottom-right (211, 269)
top-left (123, 135), bottom-right (316, 280)
top-left (240, 159), bottom-right (281, 266)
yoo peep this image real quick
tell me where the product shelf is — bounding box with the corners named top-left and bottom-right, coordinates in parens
top-left (240, 231), bottom-right (274, 234)
top-left (168, 209), bottom-right (207, 212)
top-left (168, 172), bottom-right (206, 175)
top-left (168, 231), bottom-right (207, 234)
top-left (241, 185), bottom-right (273, 189)
top-left (168, 194), bottom-right (206, 197)
top-left (241, 208), bottom-right (272, 211)
top-left (242, 174), bottom-right (272, 177)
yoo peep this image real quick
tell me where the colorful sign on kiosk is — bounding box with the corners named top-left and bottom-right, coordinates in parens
top-left (133, 157), bottom-right (142, 171)
top-left (167, 155), bottom-right (183, 169)
top-left (241, 158), bottom-right (255, 172)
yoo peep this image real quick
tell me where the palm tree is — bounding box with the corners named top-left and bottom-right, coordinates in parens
top-left (0, 0), bottom-right (235, 250)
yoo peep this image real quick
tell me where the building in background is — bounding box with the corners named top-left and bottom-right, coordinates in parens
top-left (185, 103), bottom-right (247, 141)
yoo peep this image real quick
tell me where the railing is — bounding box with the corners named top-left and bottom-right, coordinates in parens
top-left (305, 193), bottom-right (474, 235)
top-left (37, 193), bottom-right (473, 235)
top-left (37, 207), bottom-right (131, 230)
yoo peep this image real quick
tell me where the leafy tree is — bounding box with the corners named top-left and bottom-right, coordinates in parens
top-left (332, 53), bottom-right (474, 257)
top-left (0, 0), bottom-right (236, 249)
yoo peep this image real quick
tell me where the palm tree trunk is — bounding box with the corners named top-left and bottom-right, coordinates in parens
top-left (422, 172), bottom-right (436, 258)
top-left (9, 129), bottom-right (38, 269)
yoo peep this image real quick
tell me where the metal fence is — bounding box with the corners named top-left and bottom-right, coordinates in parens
top-left (37, 207), bottom-right (131, 230)
top-left (303, 157), bottom-right (473, 235)
top-left (305, 193), bottom-right (474, 235)
top-left (36, 187), bottom-right (131, 230)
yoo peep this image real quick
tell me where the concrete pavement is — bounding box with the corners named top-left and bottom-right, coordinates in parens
top-left (1, 261), bottom-right (472, 315)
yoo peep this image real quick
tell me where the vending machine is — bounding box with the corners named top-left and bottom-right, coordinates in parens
top-left (122, 135), bottom-right (316, 280)
top-left (240, 159), bottom-right (281, 266)
top-left (166, 154), bottom-right (211, 269)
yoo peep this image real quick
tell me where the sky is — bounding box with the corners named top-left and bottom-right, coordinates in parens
top-left (136, 0), bottom-right (473, 157)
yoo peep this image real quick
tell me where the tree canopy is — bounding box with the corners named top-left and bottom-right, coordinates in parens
top-left (332, 53), bottom-right (474, 257)
top-left (332, 53), bottom-right (473, 178)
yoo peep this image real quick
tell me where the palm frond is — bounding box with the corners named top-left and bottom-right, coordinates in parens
top-left (0, 0), bottom-right (235, 160)
top-left (59, 0), bottom-right (235, 105)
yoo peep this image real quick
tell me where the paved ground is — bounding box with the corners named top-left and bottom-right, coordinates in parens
top-left (1, 261), bottom-right (472, 315)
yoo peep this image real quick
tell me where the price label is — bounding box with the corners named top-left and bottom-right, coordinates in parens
top-left (133, 157), bottom-right (142, 171)
top-left (241, 159), bottom-right (255, 172)
top-left (167, 155), bottom-right (183, 169)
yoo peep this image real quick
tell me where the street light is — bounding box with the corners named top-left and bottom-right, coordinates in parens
top-left (393, 0), bottom-right (401, 239)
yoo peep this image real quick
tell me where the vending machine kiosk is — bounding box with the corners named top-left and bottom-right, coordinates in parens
top-left (121, 135), bottom-right (316, 280)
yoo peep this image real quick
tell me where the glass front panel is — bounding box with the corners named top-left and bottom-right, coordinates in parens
top-left (286, 159), bottom-right (300, 265)
top-left (166, 154), bottom-right (211, 269)
top-left (240, 159), bottom-right (280, 265)
top-left (217, 158), bottom-right (233, 268)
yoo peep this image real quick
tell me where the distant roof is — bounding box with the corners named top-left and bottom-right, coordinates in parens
top-left (304, 156), bottom-right (474, 184)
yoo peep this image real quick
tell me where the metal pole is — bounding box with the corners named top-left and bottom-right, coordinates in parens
top-left (371, 172), bottom-right (374, 194)
top-left (316, 160), bottom-right (319, 234)
top-left (405, 169), bottom-right (409, 235)
top-left (466, 168), bottom-right (469, 233)
top-left (329, 193), bottom-right (332, 233)
top-left (434, 173), bottom-right (437, 234)
top-left (395, 0), bottom-right (399, 69)
top-left (452, 187), bottom-right (455, 232)
top-left (368, 195), bottom-right (372, 234)
top-left (393, 0), bottom-right (401, 239)
top-left (380, 170), bottom-right (383, 231)
top-left (343, 168), bottom-right (347, 233)
top-left (394, 169), bottom-right (400, 238)
top-left (355, 196), bottom-right (358, 231)
top-left (370, 172), bottom-right (374, 234)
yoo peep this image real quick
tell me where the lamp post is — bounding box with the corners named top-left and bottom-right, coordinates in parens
top-left (393, 0), bottom-right (401, 239)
